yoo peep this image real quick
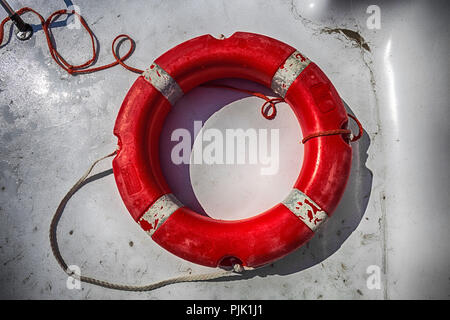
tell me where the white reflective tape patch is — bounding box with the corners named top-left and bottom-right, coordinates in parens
top-left (138, 193), bottom-right (183, 236)
top-left (271, 50), bottom-right (311, 98)
top-left (142, 63), bottom-right (184, 106)
top-left (281, 188), bottom-right (328, 232)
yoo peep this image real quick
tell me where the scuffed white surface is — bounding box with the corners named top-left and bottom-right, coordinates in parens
top-left (0, 0), bottom-right (448, 299)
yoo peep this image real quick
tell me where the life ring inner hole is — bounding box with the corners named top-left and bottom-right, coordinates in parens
top-left (158, 78), bottom-right (304, 221)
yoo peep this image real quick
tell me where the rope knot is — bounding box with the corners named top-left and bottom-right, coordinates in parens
top-left (232, 264), bottom-right (244, 273)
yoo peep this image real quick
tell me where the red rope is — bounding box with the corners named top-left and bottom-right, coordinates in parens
top-left (1, 7), bottom-right (363, 143)
top-left (202, 84), bottom-right (284, 120)
top-left (0, 7), bottom-right (143, 74)
top-left (301, 114), bottom-right (363, 143)
top-left (204, 84), bottom-right (363, 143)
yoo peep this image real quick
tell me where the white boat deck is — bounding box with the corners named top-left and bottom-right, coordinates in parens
top-left (0, 0), bottom-right (448, 299)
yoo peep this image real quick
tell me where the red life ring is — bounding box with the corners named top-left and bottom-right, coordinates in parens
top-left (113, 32), bottom-right (352, 269)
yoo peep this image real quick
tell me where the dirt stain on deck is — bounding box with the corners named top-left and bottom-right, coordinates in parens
top-left (321, 28), bottom-right (371, 52)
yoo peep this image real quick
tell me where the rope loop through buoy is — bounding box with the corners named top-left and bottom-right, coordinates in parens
top-left (202, 84), bottom-right (363, 143)
top-left (49, 150), bottom-right (251, 292)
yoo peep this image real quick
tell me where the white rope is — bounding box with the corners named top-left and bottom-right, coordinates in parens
top-left (49, 150), bottom-right (250, 292)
